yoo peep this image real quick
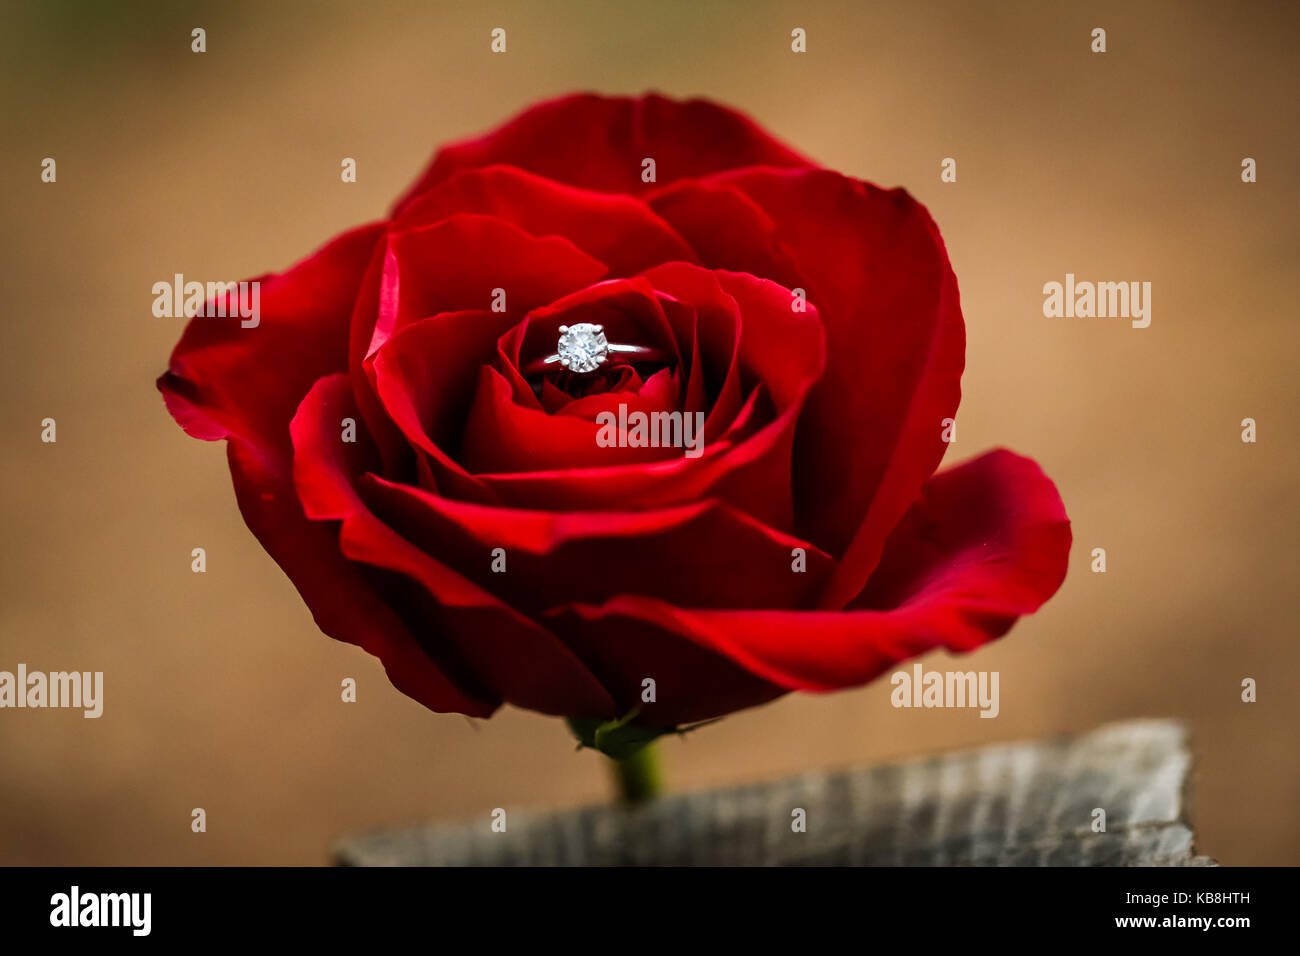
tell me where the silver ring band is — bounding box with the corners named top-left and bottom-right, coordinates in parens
top-left (525, 322), bottom-right (659, 376)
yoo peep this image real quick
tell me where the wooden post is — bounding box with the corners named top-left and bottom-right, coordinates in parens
top-left (333, 719), bottom-right (1214, 866)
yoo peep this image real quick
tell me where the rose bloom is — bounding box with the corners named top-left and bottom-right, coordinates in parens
top-left (160, 94), bottom-right (1070, 731)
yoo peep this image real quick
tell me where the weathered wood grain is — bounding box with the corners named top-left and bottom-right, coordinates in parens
top-left (334, 719), bottom-right (1214, 866)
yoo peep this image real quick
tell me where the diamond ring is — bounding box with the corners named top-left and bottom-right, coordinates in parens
top-left (526, 322), bottom-right (657, 376)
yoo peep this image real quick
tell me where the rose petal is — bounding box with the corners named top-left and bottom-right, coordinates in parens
top-left (369, 310), bottom-right (517, 501)
top-left (558, 450), bottom-right (1070, 695)
top-left (713, 168), bottom-right (966, 609)
top-left (461, 366), bottom-right (684, 472)
top-left (641, 270), bottom-right (743, 438)
top-left (467, 385), bottom-right (780, 526)
top-left (155, 226), bottom-right (488, 714)
top-left (544, 604), bottom-right (786, 726)
top-left (392, 92), bottom-right (815, 212)
top-left (228, 439), bottom-right (496, 717)
top-left (343, 216), bottom-right (608, 476)
top-left (640, 263), bottom-right (827, 530)
top-left (291, 374), bottom-right (617, 718)
top-left (161, 222), bottom-right (383, 456)
top-left (394, 165), bottom-right (699, 275)
top-left (552, 366), bottom-right (678, 420)
top-left (361, 475), bottom-right (834, 615)
top-left (647, 178), bottom-right (802, 286)
top-left (644, 263), bottom-right (823, 410)
top-left (369, 213), bottom-right (608, 358)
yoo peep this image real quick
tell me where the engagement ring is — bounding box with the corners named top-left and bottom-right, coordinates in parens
top-left (525, 322), bottom-right (656, 375)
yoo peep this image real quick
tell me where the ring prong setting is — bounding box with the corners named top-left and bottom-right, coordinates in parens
top-left (555, 322), bottom-right (610, 374)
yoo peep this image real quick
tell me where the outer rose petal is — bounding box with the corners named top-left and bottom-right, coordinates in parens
top-left (227, 440), bottom-right (496, 717)
top-left (156, 224), bottom-right (490, 715)
top-left (394, 165), bottom-right (699, 276)
top-left (160, 222), bottom-right (383, 456)
top-left (557, 450), bottom-right (1070, 695)
top-left (543, 604), bottom-right (787, 726)
top-left (291, 374), bottom-right (616, 719)
top-left (392, 92), bottom-right (815, 213)
top-left (359, 476), bottom-right (834, 614)
top-left (646, 179), bottom-right (803, 287)
top-left (712, 169), bottom-right (966, 610)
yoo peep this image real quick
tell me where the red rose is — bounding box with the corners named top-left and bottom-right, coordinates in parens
top-left (159, 93), bottom-right (1070, 730)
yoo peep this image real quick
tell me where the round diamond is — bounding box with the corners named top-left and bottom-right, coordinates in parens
top-left (556, 323), bottom-right (609, 373)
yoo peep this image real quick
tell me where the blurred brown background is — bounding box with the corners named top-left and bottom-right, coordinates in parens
top-left (1, 0), bottom-right (1296, 865)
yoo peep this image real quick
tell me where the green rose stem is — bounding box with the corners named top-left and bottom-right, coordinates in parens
top-left (566, 710), bottom-right (668, 803)
top-left (608, 741), bottom-right (664, 805)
